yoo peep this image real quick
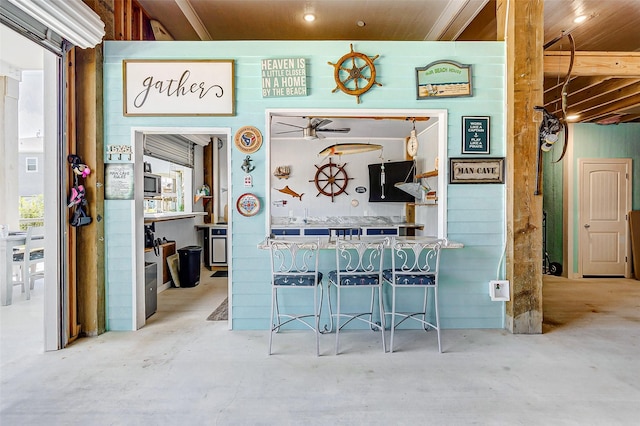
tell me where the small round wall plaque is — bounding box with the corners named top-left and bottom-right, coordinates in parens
top-left (236, 192), bottom-right (261, 217)
top-left (234, 126), bottom-right (263, 154)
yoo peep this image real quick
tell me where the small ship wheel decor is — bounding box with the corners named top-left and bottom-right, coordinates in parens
top-left (309, 158), bottom-right (353, 202)
top-left (236, 192), bottom-right (261, 217)
top-left (328, 44), bottom-right (381, 104)
top-left (234, 126), bottom-right (263, 154)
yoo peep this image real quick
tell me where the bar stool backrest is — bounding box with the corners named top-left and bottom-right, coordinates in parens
top-left (335, 238), bottom-right (387, 280)
top-left (389, 238), bottom-right (442, 284)
top-left (268, 238), bottom-right (321, 286)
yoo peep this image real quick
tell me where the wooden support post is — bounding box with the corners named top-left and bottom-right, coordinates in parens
top-left (498, 0), bottom-right (544, 333)
top-left (72, 0), bottom-right (114, 336)
top-left (74, 45), bottom-right (106, 336)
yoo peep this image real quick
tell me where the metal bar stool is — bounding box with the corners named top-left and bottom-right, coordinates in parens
top-left (383, 237), bottom-right (443, 353)
top-left (328, 238), bottom-right (387, 354)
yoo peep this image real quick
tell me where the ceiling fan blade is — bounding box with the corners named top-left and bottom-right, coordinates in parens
top-left (276, 121), bottom-right (305, 129)
top-left (275, 129), bottom-right (304, 135)
top-left (311, 118), bottom-right (332, 129)
top-left (317, 127), bottom-right (350, 133)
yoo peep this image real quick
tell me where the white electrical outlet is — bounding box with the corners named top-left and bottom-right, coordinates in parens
top-left (489, 280), bottom-right (510, 301)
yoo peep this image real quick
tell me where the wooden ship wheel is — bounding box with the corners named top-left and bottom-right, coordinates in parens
top-left (310, 158), bottom-right (353, 202)
top-left (328, 44), bottom-right (381, 104)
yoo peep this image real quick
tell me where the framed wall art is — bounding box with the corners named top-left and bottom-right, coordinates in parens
top-left (416, 60), bottom-right (472, 99)
top-left (462, 116), bottom-right (490, 154)
top-left (123, 59), bottom-right (235, 116)
top-left (449, 157), bottom-right (505, 184)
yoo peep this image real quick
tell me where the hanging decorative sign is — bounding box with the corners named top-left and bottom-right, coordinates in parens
top-left (123, 60), bottom-right (235, 116)
top-left (236, 193), bottom-right (261, 217)
top-left (261, 58), bottom-right (307, 97)
top-left (106, 144), bottom-right (133, 161)
top-left (462, 116), bottom-right (490, 154)
top-left (449, 157), bottom-right (504, 184)
top-left (104, 163), bottom-right (134, 200)
top-left (416, 60), bottom-right (472, 99)
top-left (234, 126), bottom-right (263, 154)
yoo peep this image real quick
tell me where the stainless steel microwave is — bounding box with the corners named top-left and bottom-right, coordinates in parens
top-left (143, 173), bottom-right (162, 197)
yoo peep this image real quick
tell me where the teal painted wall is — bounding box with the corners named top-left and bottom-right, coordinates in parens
top-left (570, 123), bottom-right (640, 273)
top-left (542, 145), bottom-right (564, 269)
top-left (103, 41), bottom-right (506, 330)
top-left (544, 123), bottom-right (640, 275)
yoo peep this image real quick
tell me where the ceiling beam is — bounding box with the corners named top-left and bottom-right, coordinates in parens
top-left (174, 0), bottom-right (212, 40)
top-left (544, 52), bottom-right (640, 77)
top-left (618, 114), bottom-right (640, 123)
top-left (573, 93), bottom-right (640, 122)
top-left (549, 79), bottom-right (640, 115)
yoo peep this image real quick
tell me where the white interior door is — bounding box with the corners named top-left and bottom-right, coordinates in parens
top-left (579, 158), bottom-right (631, 277)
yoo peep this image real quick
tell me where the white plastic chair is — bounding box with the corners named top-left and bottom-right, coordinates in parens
top-left (328, 238), bottom-right (387, 354)
top-left (268, 237), bottom-right (324, 356)
top-left (383, 238), bottom-right (443, 353)
top-left (12, 226), bottom-right (45, 300)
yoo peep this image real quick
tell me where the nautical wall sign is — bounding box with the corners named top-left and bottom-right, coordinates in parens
top-left (261, 58), bottom-right (307, 97)
top-left (123, 60), bottom-right (235, 116)
top-left (449, 157), bottom-right (504, 184)
top-left (416, 60), bottom-right (472, 99)
top-left (462, 116), bottom-right (490, 154)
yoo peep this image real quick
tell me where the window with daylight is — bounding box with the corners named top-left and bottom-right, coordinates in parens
top-left (26, 157), bottom-right (38, 172)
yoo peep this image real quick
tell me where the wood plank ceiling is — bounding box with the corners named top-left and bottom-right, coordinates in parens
top-left (136, 0), bottom-right (640, 124)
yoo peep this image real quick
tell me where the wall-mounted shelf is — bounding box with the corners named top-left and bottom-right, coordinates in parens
top-left (194, 195), bottom-right (213, 204)
top-left (416, 170), bottom-right (438, 179)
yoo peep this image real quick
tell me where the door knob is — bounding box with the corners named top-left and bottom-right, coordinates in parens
top-left (584, 224), bottom-right (590, 228)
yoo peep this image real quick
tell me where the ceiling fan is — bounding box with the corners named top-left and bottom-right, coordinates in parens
top-left (275, 117), bottom-right (350, 140)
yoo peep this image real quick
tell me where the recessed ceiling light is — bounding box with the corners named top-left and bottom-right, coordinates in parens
top-left (356, 20), bottom-right (366, 27)
top-left (304, 13), bottom-right (316, 22)
top-left (573, 15), bottom-right (587, 24)
top-left (566, 114), bottom-right (580, 121)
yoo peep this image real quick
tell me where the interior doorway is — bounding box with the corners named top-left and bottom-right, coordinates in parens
top-left (132, 127), bottom-right (232, 328)
top-left (578, 158), bottom-right (632, 277)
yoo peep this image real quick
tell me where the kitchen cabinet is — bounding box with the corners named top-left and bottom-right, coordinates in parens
top-left (203, 226), bottom-right (227, 266)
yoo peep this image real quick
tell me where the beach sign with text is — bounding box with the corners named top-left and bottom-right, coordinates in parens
top-left (262, 58), bottom-right (307, 97)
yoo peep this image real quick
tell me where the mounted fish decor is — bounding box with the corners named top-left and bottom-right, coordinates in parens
top-left (319, 143), bottom-right (383, 157)
top-left (241, 155), bottom-right (255, 173)
top-left (275, 185), bottom-right (304, 200)
top-left (273, 165), bottom-right (290, 179)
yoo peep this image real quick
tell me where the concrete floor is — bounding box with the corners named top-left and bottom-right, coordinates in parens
top-left (1, 273), bottom-right (639, 425)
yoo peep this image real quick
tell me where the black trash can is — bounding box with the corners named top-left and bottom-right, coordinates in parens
top-left (178, 245), bottom-right (202, 287)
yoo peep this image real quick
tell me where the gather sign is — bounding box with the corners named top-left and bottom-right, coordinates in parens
top-left (123, 60), bottom-right (235, 116)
